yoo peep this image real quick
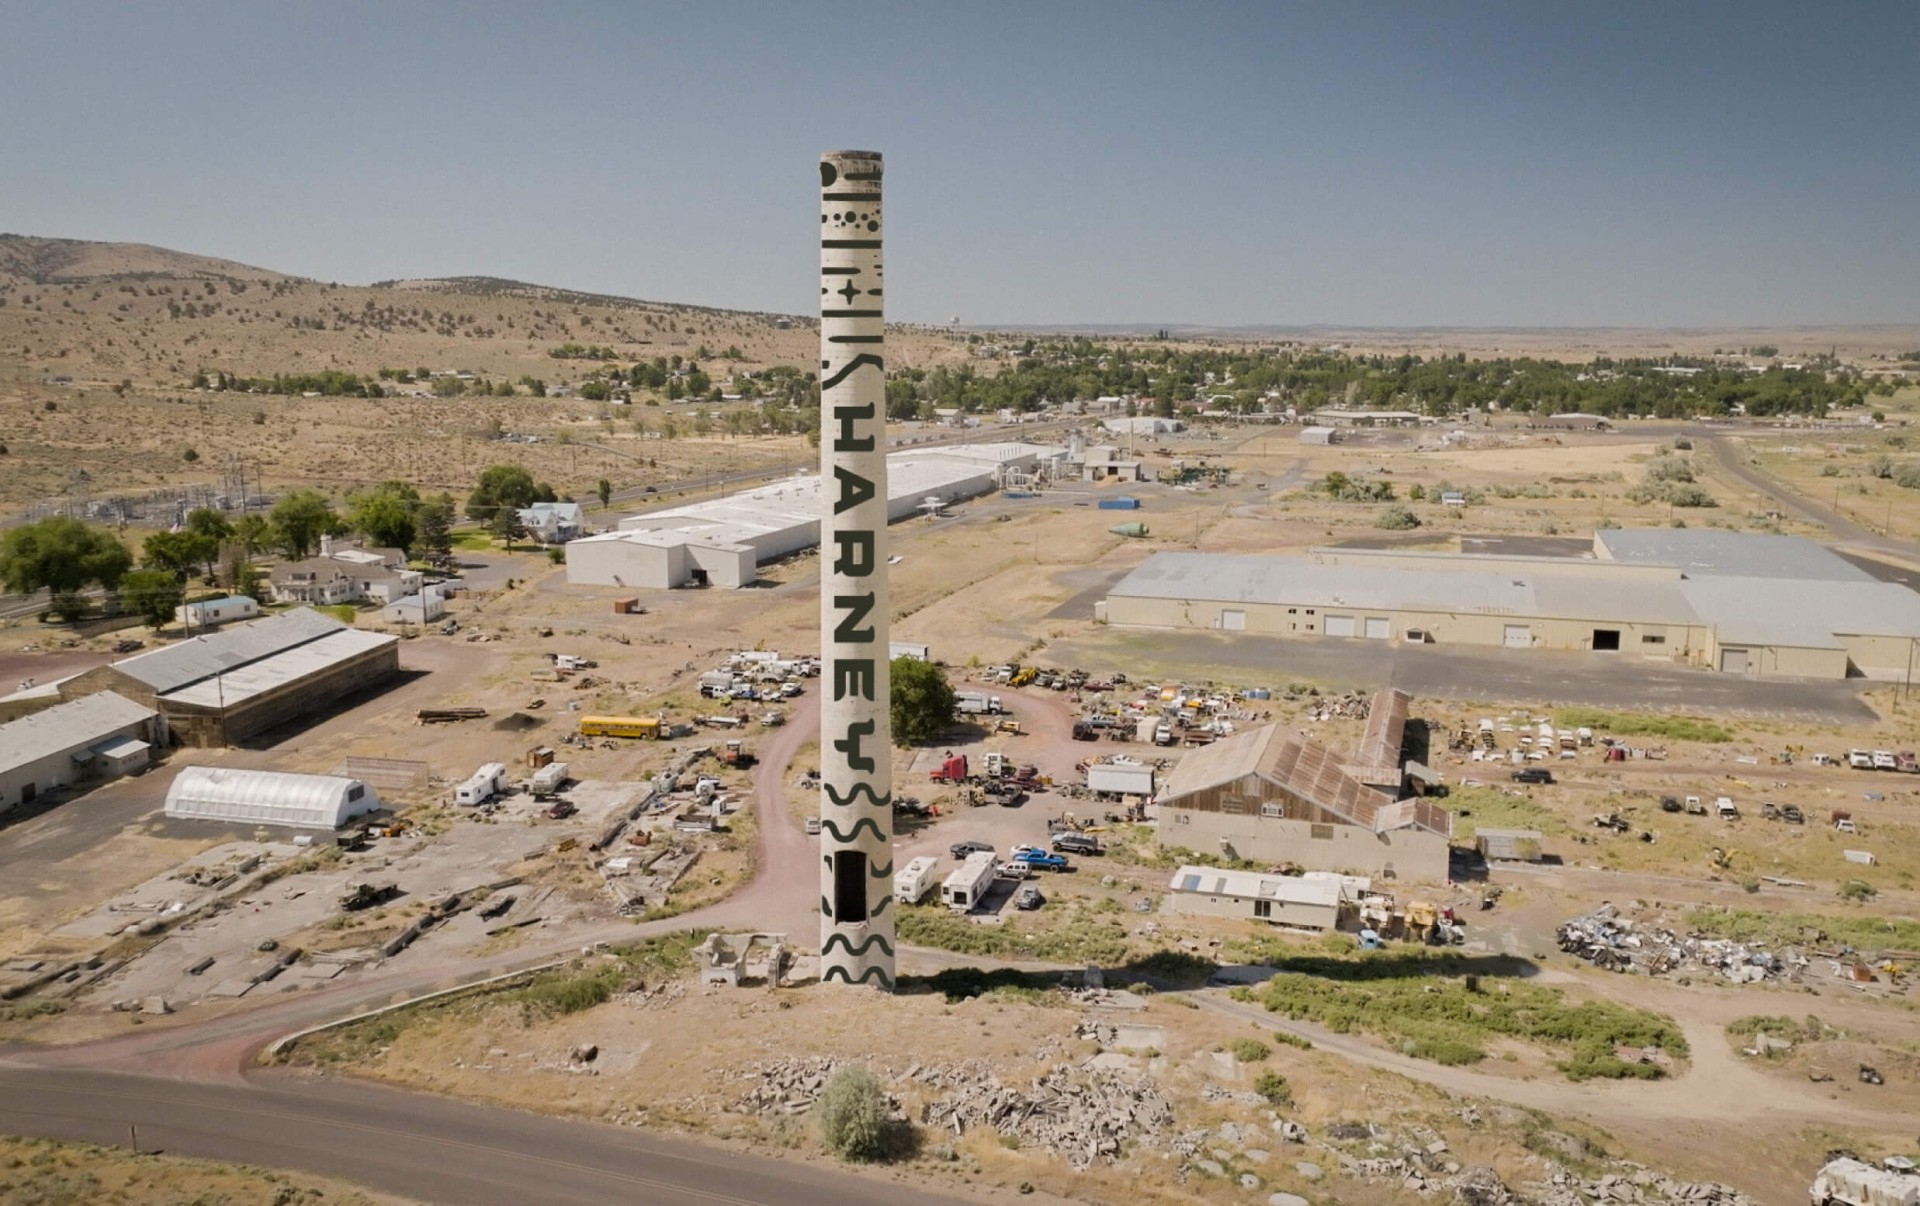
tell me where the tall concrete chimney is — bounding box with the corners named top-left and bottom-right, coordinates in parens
top-left (817, 150), bottom-right (894, 989)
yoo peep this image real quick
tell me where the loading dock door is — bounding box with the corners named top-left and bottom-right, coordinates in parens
top-left (1324, 615), bottom-right (1357, 638)
top-left (1364, 617), bottom-right (1390, 640)
top-left (1503, 624), bottom-right (1530, 648)
top-left (1220, 609), bottom-right (1246, 631)
top-left (1719, 648), bottom-right (1749, 674)
top-left (1592, 629), bottom-right (1621, 651)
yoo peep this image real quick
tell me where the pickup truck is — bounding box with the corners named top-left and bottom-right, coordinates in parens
top-left (1013, 848), bottom-right (1071, 873)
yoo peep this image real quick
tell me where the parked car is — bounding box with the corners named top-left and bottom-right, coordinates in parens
top-left (1659, 796), bottom-right (1682, 813)
top-left (1050, 832), bottom-right (1103, 856)
top-left (1014, 886), bottom-right (1046, 911)
top-left (1848, 749), bottom-right (1874, 769)
top-left (1511, 768), bottom-right (1554, 785)
top-left (950, 839), bottom-right (994, 860)
top-left (545, 800), bottom-right (577, 820)
top-left (996, 860), bottom-right (1032, 880)
top-left (1014, 849), bottom-right (1071, 872)
top-left (1781, 804), bottom-right (1805, 824)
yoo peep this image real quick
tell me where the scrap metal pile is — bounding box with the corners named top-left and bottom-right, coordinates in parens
top-left (1556, 904), bottom-right (1808, 983)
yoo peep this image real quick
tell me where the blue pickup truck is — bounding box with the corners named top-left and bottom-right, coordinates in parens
top-left (1013, 848), bottom-right (1071, 873)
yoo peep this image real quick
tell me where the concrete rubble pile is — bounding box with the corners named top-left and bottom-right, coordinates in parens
top-left (916, 1060), bottom-right (1176, 1170)
top-left (728, 1056), bottom-right (1173, 1170)
top-left (1331, 1146), bottom-right (1755, 1204)
top-left (728, 1056), bottom-right (853, 1116)
top-left (1555, 905), bottom-right (1807, 984)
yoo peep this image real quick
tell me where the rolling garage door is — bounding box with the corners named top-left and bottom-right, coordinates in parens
top-left (1503, 624), bottom-right (1531, 648)
top-left (1364, 617), bottom-right (1391, 640)
top-left (1324, 615), bottom-right (1356, 638)
top-left (1220, 609), bottom-right (1246, 631)
top-left (1719, 648), bottom-right (1749, 674)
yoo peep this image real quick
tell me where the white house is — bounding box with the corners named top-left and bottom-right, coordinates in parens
top-left (270, 538), bottom-right (422, 606)
top-left (518, 501), bottom-right (585, 544)
top-left (383, 585), bottom-right (447, 625)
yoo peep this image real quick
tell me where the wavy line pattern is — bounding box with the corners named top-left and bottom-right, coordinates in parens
top-left (867, 894), bottom-right (892, 920)
top-left (821, 781), bottom-right (890, 810)
top-left (819, 816), bottom-right (887, 845)
top-left (821, 965), bottom-right (895, 989)
top-left (870, 859), bottom-right (894, 880)
top-left (820, 931), bottom-right (896, 959)
top-left (820, 353), bottom-right (884, 392)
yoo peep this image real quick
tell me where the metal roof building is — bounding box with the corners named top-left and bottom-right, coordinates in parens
top-left (1101, 531), bottom-right (1920, 680)
top-left (1165, 865), bottom-right (1364, 931)
top-left (568, 443), bottom-right (1063, 589)
top-left (1, 609), bottom-right (401, 746)
top-left (0, 692), bottom-right (162, 813)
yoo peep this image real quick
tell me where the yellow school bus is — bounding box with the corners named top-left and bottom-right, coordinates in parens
top-left (579, 715), bottom-right (661, 739)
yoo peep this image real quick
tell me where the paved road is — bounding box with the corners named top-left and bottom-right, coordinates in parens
top-left (1051, 629), bottom-right (1876, 724)
top-left (0, 1065), bottom-right (971, 1206)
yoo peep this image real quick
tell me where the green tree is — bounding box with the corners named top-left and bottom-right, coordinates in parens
top-left (466, 463), bottom-right (539, 521)
top-left (488, 506), bottom-right (528, 552)
top-left (0, 517), bottom-right (132, 596)
top-left (268, 489), bottom-right (343, 559)
top-left (119, 569), bottom-right (184, 629)
top-left (142, 530), bottom-right (202, 581)
top-left (416, 494), bottom-right (455, 564)
top-left (596, 478), bottom-right (613, 509)
top-left (183, 508), bottom-right (233, 578)
top-left (232, 513), bottom-right (271, 555)
top-left (890, 656), bottom-right (957, 747)
top-left (347, 481), bottom-right (421, 553)
top-left (814, 1066), bottom-right (890, 1162)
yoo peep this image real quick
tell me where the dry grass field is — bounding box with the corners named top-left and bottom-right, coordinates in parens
top-left (0, 235), bottom-right (972, 510)
top-left (0, 1134), bottom-right (413, 1205)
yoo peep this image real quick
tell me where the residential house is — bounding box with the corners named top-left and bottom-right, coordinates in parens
top-left (517, 501), bottom-right (585, 545)
top-left (270, 537), bottom-right (421, 607)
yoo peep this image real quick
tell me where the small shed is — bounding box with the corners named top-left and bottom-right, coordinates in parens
top-left (1475, 827), bottom-right (1545, 862)
top-left (1298, 426), bottom-right (1340, 445)
top-left (383, 586), bottom-right (446, 625)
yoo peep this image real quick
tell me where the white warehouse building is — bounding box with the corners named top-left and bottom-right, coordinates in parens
top-left (164, 767), bottom-right (381, 830)
top-left (567, 442), bottom-right (1062, 590)
top-left (0, 692), bottom-right (163, 814)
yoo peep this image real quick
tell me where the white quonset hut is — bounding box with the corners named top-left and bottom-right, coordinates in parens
top-left (566, 443), bottom-right (1062, 590)
top-left (164, 767), bottom-right (379, 830)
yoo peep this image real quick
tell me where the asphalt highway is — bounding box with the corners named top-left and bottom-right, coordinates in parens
top-left (0, 1065), bottom-right (970, 1206)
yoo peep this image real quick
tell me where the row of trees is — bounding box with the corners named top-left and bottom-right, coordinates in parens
top-left (872, 340), bottom-right (1873, 421)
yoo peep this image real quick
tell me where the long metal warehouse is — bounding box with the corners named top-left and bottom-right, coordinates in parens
top-left (565, 442), bottom-right (1063, 589)
top-left (1099, 530), bottom-right (1920, 680)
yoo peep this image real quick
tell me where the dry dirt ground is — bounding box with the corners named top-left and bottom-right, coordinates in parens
top-left (0, 1133), bottom-right (415, 1205)
top-left (8, 412), bottom-right (1920, 1201)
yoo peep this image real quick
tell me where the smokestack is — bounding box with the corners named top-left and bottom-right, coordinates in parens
top-left (817, 150), bottom-right (894, 989)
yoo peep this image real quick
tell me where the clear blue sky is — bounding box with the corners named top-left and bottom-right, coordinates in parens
top-left (3, 1), bottom-right (1914, 327)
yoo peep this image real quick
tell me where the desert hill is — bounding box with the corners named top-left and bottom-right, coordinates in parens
top-left (0, 234), bottom-right (292, 287)
top-left (0, 234), bottom-right (970, 515)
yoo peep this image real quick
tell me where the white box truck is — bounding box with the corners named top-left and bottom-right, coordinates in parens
top-left (1087, 762), bottom-right (1155, 797)
top-left (955, 691), bottom-right (1003, 716)
top-left (894, 856), bottom-right (939, 904)
top-left (454, 762), bottom-right (508, 806)
top-left (941, 852), bottom-right (998, 912)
